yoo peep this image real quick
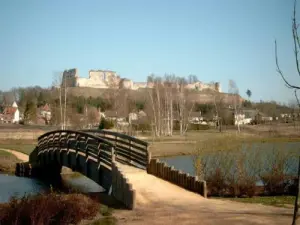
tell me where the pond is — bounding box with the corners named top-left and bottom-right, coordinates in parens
top-left (159, 142), bottom-right (300, 185)
top-left (0, 172), bottom-right (105, 203)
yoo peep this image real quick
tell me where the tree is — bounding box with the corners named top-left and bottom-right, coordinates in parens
top-left (188, 74), bottom-right (198, 84)
top-left (246, 89), bottom-right (252, 100)
top-left (23, 101), bottom-right (36, 124)
top-left (275, 0), bottom-right (300, 108)
top-left (229, 80), bottom-right (241, 132)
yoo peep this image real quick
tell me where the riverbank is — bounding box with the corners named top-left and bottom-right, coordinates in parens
top-left (0, 151), bottom-right (22, 174)
top-left (214, 196), bottom-right (295, 208)
top-left (145, 130), bottom-right (300, 157)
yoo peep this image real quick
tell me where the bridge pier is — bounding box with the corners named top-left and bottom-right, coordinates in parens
top-left (16, 161), bottom-right (62, 181)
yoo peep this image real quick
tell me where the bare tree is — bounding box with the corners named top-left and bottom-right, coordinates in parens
top-left (275, 3), bottom-right (300, 223)
top-left (229, 80), bottom-right (241, 132)
top-left (275, 0), bottom-right (300, 108)
top-left (176, 77), bottom-right (195, 135)
top-left (52, 72), bottom-right (63, 129)
top-left (213, 93), bottom-right (225, 132)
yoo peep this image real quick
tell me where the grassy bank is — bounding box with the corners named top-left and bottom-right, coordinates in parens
top-left (146, 130), bottom-right (300, 157)
top-left (214, 196), bottom-right (296, 208)
top-left (0, 128), bottom-right (299, 158)
top-left (0, 151), bottom-right (21, 174)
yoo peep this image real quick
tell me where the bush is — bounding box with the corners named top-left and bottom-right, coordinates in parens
top-left (206, 168), bottom-right (228, 196)
top-left (0, 193), bottom-right (99, 225)
top-left (99, 118), bottom-right (114, 130)
top-left (173, 122), bottom-right (210, 131)
top-left (189, 123), bottom-right (210, 130)
top-left (194, 139), bottom-right (297, 198)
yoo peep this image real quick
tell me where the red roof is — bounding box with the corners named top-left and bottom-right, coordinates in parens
top-left (3, 107), bottom-right (17, 115)
top-left (40, 104), bottom-right (50, 112)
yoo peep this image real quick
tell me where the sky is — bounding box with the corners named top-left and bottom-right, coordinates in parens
top-left (0, 0), bottom-right (299, 104)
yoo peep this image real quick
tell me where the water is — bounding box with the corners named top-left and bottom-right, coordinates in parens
top-left (0, 174), bottom-right (48, 203)
top-left (0, 173), bottom-right (105, 203)
top-left (160, 142), bottom-right (300, 185)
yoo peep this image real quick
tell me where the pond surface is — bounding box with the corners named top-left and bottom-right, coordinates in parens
top-left (0, 173), bottom-right (105, 203)
top-left (160, 142), bottom-right (300, 185)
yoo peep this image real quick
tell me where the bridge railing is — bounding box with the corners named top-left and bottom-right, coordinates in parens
top-left (81, 129), bottom-right (150, 170)
top-left (37, 130), bottom-right (115, 170)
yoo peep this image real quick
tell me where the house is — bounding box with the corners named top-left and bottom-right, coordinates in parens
top-left (188, 111), bottom-right (204, 124)
top-left (37, 103), bottom-right (52, 124)
top-left (128, 110), bottom-right (147, 123)
top-left (234, 109), bottom-right (273, 125)
top-left (0, 101), bottom-right (20, 124)
top-left (103, 110), bottom-right (127, 122)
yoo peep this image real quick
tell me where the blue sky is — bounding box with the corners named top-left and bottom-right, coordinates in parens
top-left (0, 0), bottom-right (299, 103)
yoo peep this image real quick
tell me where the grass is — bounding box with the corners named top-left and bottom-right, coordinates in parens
top-left (0, 144), bottom-right (36, 155)
top-left (214, 196), bottom-right (296, 208)
top-left (145, 129), bottom-right (300, 157)
top-left (0, 150), bottom-right (20, 174)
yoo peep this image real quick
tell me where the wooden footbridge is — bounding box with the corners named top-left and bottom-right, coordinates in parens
top-left (16, 129), bottom-right (206, 209)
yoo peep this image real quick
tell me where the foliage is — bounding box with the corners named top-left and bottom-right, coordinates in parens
top-left (99, 118), bottom-right (114, 130)
top-left (246, 89), bottom-right (252, 99)
top-left (242, 100), bottom-right (252, 108)
top-left (0, 193), bottom-right (99, 225)
top-left (23, 101), bottom-right (36, 124)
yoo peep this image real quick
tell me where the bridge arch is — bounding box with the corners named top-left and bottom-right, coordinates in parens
top-left (27, 130), bottom-right (115, 191)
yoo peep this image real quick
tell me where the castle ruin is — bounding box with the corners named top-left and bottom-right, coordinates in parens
top-left (62, 68), bottom-right (221, 92)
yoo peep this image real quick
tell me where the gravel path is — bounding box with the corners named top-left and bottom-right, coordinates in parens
top-left (115, 163), bottom-right (293, 225)
top-left (0, 148), bottom-right (29, 161)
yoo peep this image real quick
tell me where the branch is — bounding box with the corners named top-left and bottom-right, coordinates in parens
top-left (275, 39), bottom-right (300, 89)
top-left (294, 89), bottom-right (300, 108)
top-left (292, 0), bottom-right (300, 77)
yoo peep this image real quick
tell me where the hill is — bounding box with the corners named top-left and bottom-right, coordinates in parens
top-left (67, 87), bottom-right (244, 105)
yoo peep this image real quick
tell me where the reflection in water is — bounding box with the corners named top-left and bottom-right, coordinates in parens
top-left (160, 142), bottom-right (300, 184)
top-left (62, 174), bottom-right (105, 193)
top-left (0, 173), bottom-right (106, 203)
top-left (0, 174), bottom-right (48, 203)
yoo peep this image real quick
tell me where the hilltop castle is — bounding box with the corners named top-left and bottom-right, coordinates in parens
top-left (62, 68), bottom-right (221, 92)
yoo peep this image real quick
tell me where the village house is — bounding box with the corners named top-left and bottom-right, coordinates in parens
top-left (37, 103), bottom-right (52, 124)
top-left (0, 101), bottom-right (20, 124)
top-left (234, 109), bottom-right (273, 126)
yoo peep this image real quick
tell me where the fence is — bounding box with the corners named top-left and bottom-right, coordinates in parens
top-left (111, 162), bottom-right (136, 209)
top-left (147, 158), bottom-right (207, 198)
top-left (81, 129), bottom-right (150, 170)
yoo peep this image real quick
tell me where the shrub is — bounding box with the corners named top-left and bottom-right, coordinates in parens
top-left (260, 165), bottom-right (286, 195)
top-left (99, 118), bottom-right (114, 130)
top-left (0, 193), bottom-right (99, 225)
top-left (206, 168), bottom-right (228, 197)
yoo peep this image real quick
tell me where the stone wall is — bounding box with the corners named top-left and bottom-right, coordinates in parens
top-left (147, 158), bottom-right (207, 198)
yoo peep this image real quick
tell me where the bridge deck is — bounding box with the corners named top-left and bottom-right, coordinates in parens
top-left (116, 162), bottom-right (293, 225)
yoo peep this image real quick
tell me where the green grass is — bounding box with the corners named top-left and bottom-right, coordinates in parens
top-left (0, 144), bottom-right (35, 155)
top-left (0, 150), bottom-right (16, 157)
top-left (214, 196), bottom-right (296, 208)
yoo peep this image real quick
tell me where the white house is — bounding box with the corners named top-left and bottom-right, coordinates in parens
top-left (1, 101), bottom-right (20, 123)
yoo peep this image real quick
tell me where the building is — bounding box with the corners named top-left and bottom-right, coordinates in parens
top-left (0, 101), bottom-right (20, 124)
top-left (61, 68), bottom-right (222, 93)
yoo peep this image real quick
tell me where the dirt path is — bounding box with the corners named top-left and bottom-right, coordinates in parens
top-left (0, 148), bottom-right (29, 162)
top-left (115, 163), bottom-right (293, 225)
